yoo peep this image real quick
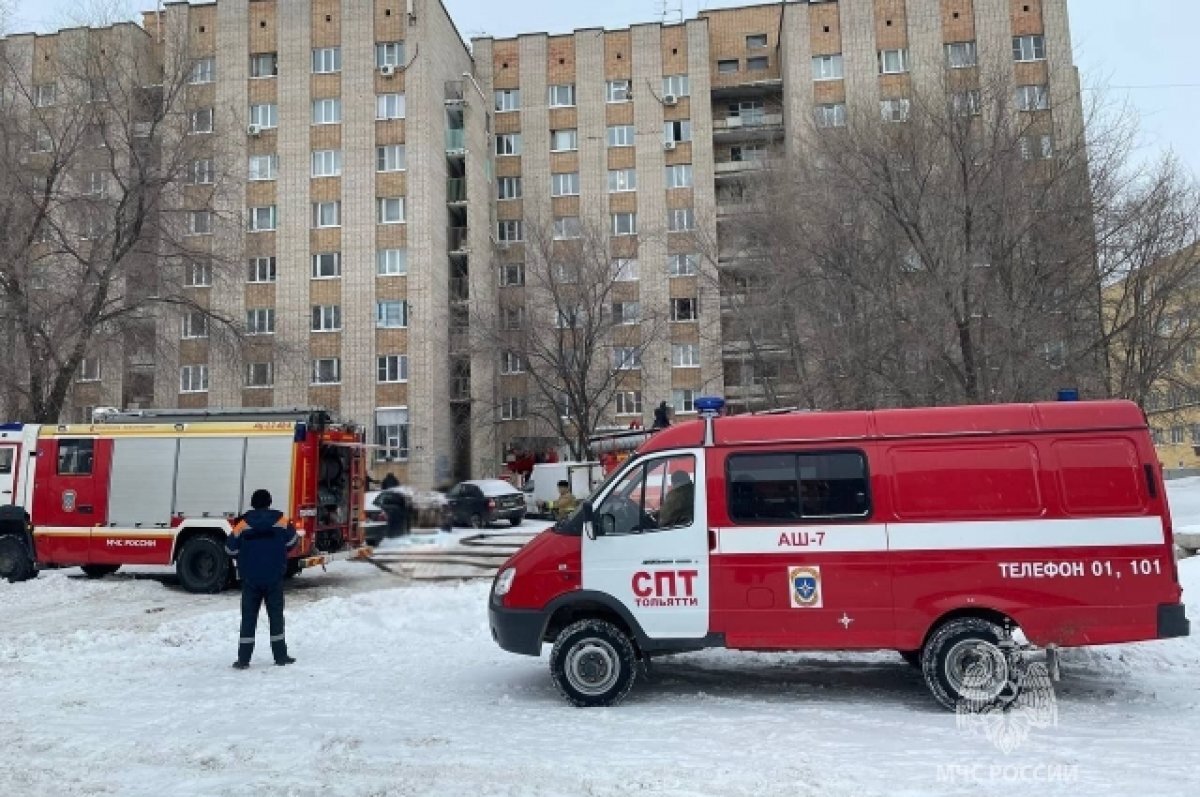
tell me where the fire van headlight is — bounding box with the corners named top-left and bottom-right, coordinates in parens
top-left (494, 567), bottom-right (516, 598)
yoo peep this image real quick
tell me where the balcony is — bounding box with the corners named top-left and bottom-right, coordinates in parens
top-left (449, 226), bottom-right (469, 253)
top-left (715, 159), bottom-right (767, 179)
top-left (710, 77), bottom-right (783, 100)
top-left (444, 80), bottom-right (465, 105)
top-left (445, 128), bottom-right (465, 154)
top-left (447, 177), bottom-right (466, 204)
top-left (712, 113), bottom-right (784, 142)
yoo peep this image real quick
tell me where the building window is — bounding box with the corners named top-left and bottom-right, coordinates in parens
top-left (376, 41), bottom-right (406, 68)
top-left (186, 260), bottom-right (212, 287)
top-left (548, 84), bottom-right (576, 107)
top-left (312, 252), bottom-right (341, 279)
top-left (246, 308), bottom-right (275, 335)
top-left (312, 98), bottom-right (342, 125)
top-left (1019, 135), bottom-right (1055, 161)
top-left (669, 253), bottom-right (698, 277)
top-left (729, 99), bottom-right (766, 125)
top-left (1013, 34), bottom-right (1046, 62)
top-left (731, 144), bottom-right (767, 162)
top-left (376, 93), bottom-right (406, 120)
top-left (498, 176), bottom-right (523, 200)
top-left (312, 201), bottom-right (341, 228)
top-left (191, 158), bottom-right (214, 185)
top-left (375, 408), bottom-right (410, 461)
top-left (180, 365), bottom-right (209, 394)
top-left (555, 306), bottom-right (579, 328)
top-left (945, 41), bottom-right (977, 69)
top-left (606, 80), bottom-right (632, 103)
top-left (248, 154), bottom-right (278, 181)
top-left (747, 56), bottom-right (769, 71)
top-left (497, 220), bottom-right (524, 242)
top-left (311, 305), bottom-right (342, 332)
top-left (611, 212), bottom-right (637, 236)
top-left (189, 108), bottom-right (214, 134)
top-left (747, 33), bottom-right (768, 49)
top-left (248, 257), bottom-right (277, 284)
top-left (495, 89), bottom-right (520, 112)
top-left (551, 172), bottom-right (580, 197)
top-left (612, 258), bottom-right (639, 282)
top-left (671, 297), bottom-right (698, 321)
top-left (662, 74), bottom-right (690, 97)
top-left (665, 164), bottom-right (693, 189)
top-left (377, 144), bottom-right (406, 172)
top-left (1172, 426), bottom-right (1186, 445)
top-left (612, 301), bottom-right (640, 325)
top-left (377, 197), bottom-right (405, 224)
top-left (190, 57), bottom-right (215, 84)
top-left (672, 343), bottom-right (700, 367)
top-left (500, 397), bottom-right (527, 421)
top-left (249, 52), bottom-right (277, 78)
top-left (499, 262), bottom-right (525, 286)
top-left (879, 49), bottom-right (909, 75)
top-left (188, 211), bottom-right (212, 236)
top-left (615, 391), bottom-right (643, 415)
top-left (672, 388), bottom-right (696, 414)
top-left (377, 249), bottom-right (408, 276)
top-left (664, 119), bottom-right (692, 143)
top-left (551, 128), bottom-right (578, 152)
top-left (815, 103), bottom-right (847, 128)
top-left (608, 168), bottom-right (637, 193)
top-left (376, 300), bottom-right (408, 329)
top-left (553, 216), bottom-right (582, 240)
top-left (812, 54), bottom-right (844, 81)
top-left (1016, 84), bottom-right (1050, 111)
top-left (247, 205), bottom-right (278, 232)
top-left (613, 348), bottom-right (642, 370)
top-left (952, 90), bottom-right (982, 117)
top-left (607, 124), bottom-right (635, 147)
top-left (880, 98), bottom-right (911, 123)
top-left (312, 47), bottom-right (341, 74)
top-left (312, 359), bottom-right (341, 385)
top-left (718, 59), bottom-right (740, 74)
top-left (378, 355), bottom-right (409, 384)
top-left (668, 208), bottom-right (696, 232)
top-left (32, 83), bottom-right (57, 108)
top-left (500, 351), bottom-right (524, 375)
top-left (78, 357), bottom-right (101, 382)
top-left (246, 362), bottom-right (274, 388)
top-left (249, 103), bottom-right (278, 129)
top-left (496, 133), bottom-right (522, 155)
top-left (311, 149), bottom-right (342, 177)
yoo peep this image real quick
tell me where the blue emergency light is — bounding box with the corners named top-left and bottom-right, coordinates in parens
top-left (1057, 389), bottom-right (1079, 402)
top-left (695, 396), bottom-right (726, 417)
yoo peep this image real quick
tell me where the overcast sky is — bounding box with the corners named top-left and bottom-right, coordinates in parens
top-left (8, 0), bottom-right (1198, 176)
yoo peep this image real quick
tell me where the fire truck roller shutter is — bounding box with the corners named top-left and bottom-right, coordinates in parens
top-left (240, 436), bottom-right (294, 516)
top-left (107, 438), bottom-right (178, 527)
top-left (173, 438), bottom-right (247, 519)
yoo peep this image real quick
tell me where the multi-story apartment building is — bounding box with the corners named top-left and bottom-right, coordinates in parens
top-left (4, 0), bottom-right (1082, 487)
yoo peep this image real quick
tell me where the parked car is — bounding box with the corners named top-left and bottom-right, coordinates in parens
top-left (445, 479), bottom-right (525, 528)
top-left (363, 488), bottom-right (413, 545)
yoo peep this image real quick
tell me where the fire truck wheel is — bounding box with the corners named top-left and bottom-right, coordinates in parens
top-left (550, 619), bottom-right (638, 707)
top-left (922, 617), bottom-right (1016, 712)
top-left (0, 534), bottom-right (37, 583)
top-left (176, 535), bottom-right (231, 594)
top-left (81, 565), bottom-right (120, 579)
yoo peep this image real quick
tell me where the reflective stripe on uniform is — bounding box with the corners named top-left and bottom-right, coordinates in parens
top-left (239, 638), bottom-right (255, 644)
top-left (270, 634), bottom-right (285, 642)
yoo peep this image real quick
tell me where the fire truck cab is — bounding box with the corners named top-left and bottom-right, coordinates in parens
top-left (0, 408), bottom-right (367, 593)
top-left (488, 398), bottom-right (1190, 709)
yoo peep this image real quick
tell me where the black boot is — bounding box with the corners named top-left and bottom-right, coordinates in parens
top-left (235, 641), bottom-right (254, 668)
top-left (271, 638), bottom-right (294, 665)
top-left (232, 661), bottom-right (250, 670)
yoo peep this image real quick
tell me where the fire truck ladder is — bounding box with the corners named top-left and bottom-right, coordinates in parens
top-left (93, 407), bottom-right (337, 429)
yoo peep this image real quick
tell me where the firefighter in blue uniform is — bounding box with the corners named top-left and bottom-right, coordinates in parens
top-left (226, 489), bottom-right (300, 669)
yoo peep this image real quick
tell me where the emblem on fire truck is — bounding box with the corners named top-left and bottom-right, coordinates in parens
top-left (61, 490), bottom-right (77, 512)
top-left (788, 565), bottom-right (822, 608)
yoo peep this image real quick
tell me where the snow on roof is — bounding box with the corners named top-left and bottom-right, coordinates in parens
top-left (465, 479), bottom-right (521, 496)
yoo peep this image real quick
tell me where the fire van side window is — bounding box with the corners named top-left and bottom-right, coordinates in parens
top-left (57, 440), bottom-right (95, 476)
top-left (727, 452), bottom-right (870, 522)
top-left (0, 448), bottom-right (13, 474)
top-left (596, 454), bottom-right (696, 534)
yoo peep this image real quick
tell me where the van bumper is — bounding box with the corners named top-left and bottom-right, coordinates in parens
top-left (1158, 603), bottom-right (1190, 639)
top-left (489, 602), bottom-right (546, 656)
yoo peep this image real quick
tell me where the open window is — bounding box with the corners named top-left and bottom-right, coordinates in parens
top-left (595, 455), bottom-right (696, 535)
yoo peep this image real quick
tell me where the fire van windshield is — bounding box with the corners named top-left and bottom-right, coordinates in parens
top-left (555, 461), bottom-right (630, 536)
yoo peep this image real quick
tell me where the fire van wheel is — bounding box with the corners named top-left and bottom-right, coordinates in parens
top-left (176, 535), bottom-right (231, 594)
top-left (922, 617), bottom-right (1016, 712)
top-left (81, 565), bottom-right (120, 579)
top-left (550, 619), bottom-right (638, 708)
top-left (0, 534), bottom-right (37, 583)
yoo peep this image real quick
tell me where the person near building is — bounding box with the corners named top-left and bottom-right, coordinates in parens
top-left (226, 489), bottom-right (300, 669)
top-left (553, 479), bottom-right (579, 522)
top-left (381, 472), bottom-right (400, 490)
top-left (652, 401), bottom-right (671, 431)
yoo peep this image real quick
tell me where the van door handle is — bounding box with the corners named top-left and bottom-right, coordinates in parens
top-left (708, 528), bottom-right (717, 551)
top-left (1144, 464), bottom-right (1158, 499)
top-left (77, 505), bottom-right (94, 514)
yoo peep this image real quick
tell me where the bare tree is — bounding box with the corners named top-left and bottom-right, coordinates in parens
top-left (720, 69), bottom-right (1132, 411)
top-left (0, 21), bottom-right (241, 423)
top-left (473, 218), bottom-right (666, 461)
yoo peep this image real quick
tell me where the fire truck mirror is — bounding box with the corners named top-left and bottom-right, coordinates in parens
top-left (596, 513), bottom-right (617, 538)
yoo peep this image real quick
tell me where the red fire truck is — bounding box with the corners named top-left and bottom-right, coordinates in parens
top-left (0, 408), bottom-right (369, 593)
top-left (489, 398), bottom-right (1190, 709)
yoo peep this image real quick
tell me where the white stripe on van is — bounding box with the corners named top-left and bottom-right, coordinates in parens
top-left (713, 516), bottom-right (1165, 555)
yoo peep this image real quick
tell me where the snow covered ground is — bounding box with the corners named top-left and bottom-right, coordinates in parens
top-left (2, 509), bottom-right (1199, 796)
